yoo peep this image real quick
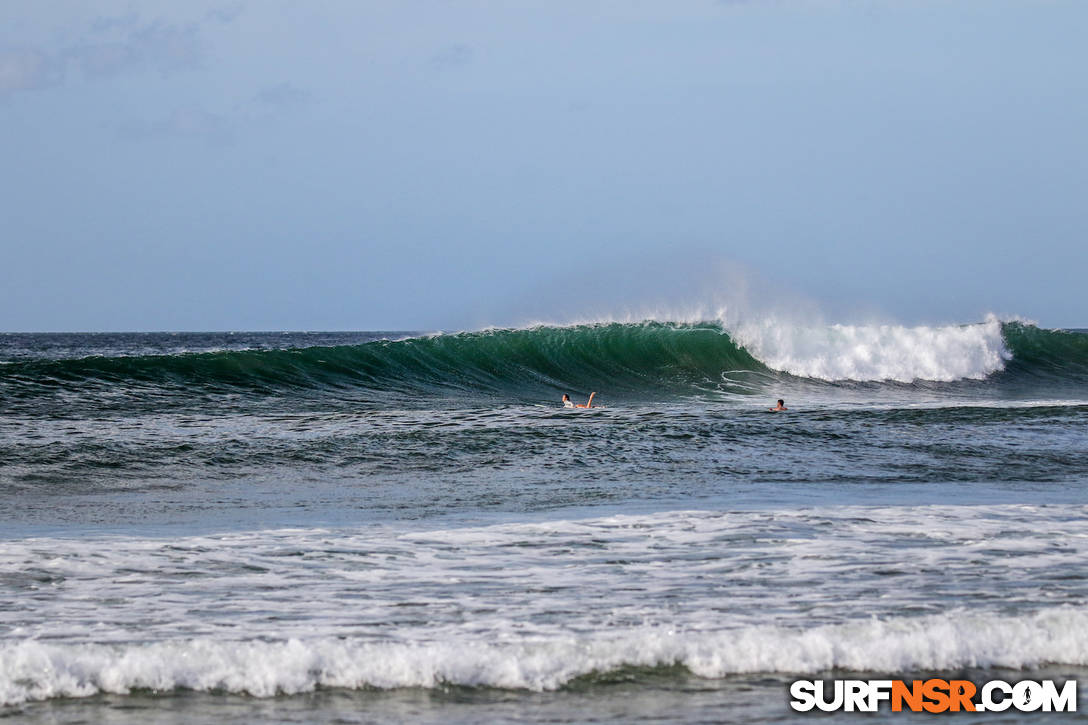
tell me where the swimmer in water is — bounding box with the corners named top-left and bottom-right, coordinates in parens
top-left (563, 392), bottom-right (596, 409)
top-left (769, 399), bottom-right (787, 412)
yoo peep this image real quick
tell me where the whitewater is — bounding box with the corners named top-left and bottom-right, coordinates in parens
top-left (2, 317), bottom-right (1087, 723)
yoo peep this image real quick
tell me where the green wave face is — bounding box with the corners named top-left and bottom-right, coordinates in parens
top-left (999, 322), bottom-right (1088, 382)
top-left (2, 322), bottom-right (1087, 413)
top-left (0, 323), bottom-right (765, 411)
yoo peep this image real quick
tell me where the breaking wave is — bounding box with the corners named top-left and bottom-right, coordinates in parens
top-left (2, 608), bottom-right (1086, 704)
top-left (1, 320), bottom-right (1085, 408)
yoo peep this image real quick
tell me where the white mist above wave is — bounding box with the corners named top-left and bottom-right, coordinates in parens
top-left (2, 608), bottom-right (1086, 704)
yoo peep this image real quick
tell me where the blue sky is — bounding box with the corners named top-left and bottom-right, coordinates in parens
top-left (2, 1), bottom-right (1086, 331)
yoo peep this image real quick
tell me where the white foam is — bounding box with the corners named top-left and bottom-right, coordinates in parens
top-left (2, 608), bottom-right (1086, 704)
top-left (5, 505), bottom-right (1085, 705)
top-left (730, 315), bottom-right (1011, 382)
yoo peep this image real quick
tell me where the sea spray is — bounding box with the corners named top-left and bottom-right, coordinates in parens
top-left (730, 315), bottom-right (1011, 382)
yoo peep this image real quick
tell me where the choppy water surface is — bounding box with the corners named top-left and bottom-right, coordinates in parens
top-left (2, 322), bottom-right (1087, 722)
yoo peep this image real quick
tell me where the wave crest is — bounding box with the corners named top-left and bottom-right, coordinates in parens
top-left (732, 316), bottom-right (1011, 383)
top-left (2, 608), bottom-right (1085, 704)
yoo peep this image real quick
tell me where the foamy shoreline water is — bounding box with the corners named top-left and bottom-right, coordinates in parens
top-left (4, 504), bottom-right (1087, 707)
top-left (4, 608), bottom-right (1087, 705)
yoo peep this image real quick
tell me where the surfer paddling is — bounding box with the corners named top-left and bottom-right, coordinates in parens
top-left (563, 393), bottom-right (596, 409)
top-left (769, 399), bottom-right (787, 412)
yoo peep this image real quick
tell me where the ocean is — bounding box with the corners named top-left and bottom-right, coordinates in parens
top-left (1, 319), bottom-right (1086, 723)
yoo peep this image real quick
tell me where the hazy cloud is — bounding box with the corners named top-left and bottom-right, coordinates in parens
top-left (205, 3), bottom-right (245, 25)
top-left (1, 11), bottom-right (229, 96)
top-left (117, 106), bottom-right (235, 146)
top-left (128, 22), bottom-right (204, 74)
top-left (253, 82), bottom-right (312, 110)
top-left (429, 44), bottom-right (474, 70)
top-left (91, 12), bottom-right (141, 34)
top-left (71, 21), bottom-right (203, 79)
top-left (69, 42), bottom-right (138, 78)
top-left (116, 81), bottom-right (312, 145)
top-left (0, 48), bottom-right (61, 94)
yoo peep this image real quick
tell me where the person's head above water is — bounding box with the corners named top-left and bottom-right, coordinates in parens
top-left (778, 399), bottom-right (784, 407)
top-left (562, 394), bottom-right (570, 402)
